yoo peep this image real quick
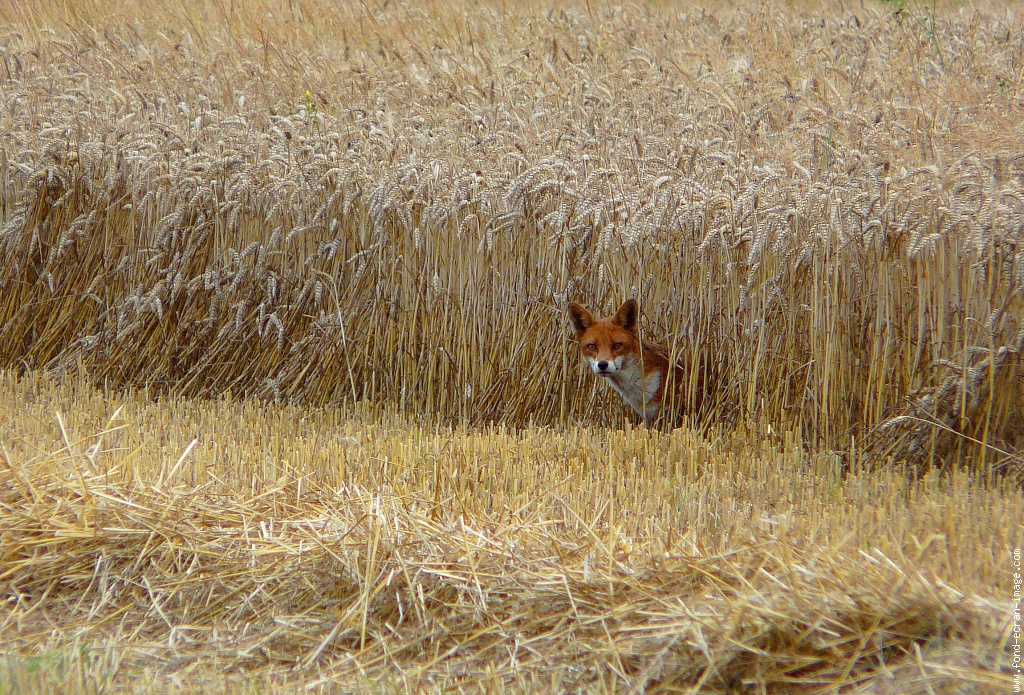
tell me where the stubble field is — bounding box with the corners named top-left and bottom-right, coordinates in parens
top-left (0, 0), bottom-right (1022, 692)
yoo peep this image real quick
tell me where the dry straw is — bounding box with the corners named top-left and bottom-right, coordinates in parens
top-left (0, 371), bottom-right (1018, 692)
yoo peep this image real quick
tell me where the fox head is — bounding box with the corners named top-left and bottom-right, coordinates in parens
top-left (567, 299), bottom-right (640, 377)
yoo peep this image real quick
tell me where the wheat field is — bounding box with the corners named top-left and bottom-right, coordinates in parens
top-left (0, 0), bottom-right (1022, 692)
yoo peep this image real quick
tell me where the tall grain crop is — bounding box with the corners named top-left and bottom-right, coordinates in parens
top-left (0, 0), bottom-right (1021, 470)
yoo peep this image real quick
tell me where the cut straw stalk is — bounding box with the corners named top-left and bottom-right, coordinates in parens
top-left (0, 371), bottom-right (1019, 691)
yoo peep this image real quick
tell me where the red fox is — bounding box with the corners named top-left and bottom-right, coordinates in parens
top-left (568, 299), bottom-right (706, 425)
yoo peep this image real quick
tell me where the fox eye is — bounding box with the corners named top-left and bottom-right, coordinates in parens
top-left (586, 343), bottom-right (597, 351)
top-left (612, 342), bottom-right (623, 350)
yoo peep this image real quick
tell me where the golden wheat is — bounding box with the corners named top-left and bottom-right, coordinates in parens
top-left (0, 0), bottom-right (1020, 469)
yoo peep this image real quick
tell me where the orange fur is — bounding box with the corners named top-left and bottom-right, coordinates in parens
top-left (568, 299), bottom-right (701, 425)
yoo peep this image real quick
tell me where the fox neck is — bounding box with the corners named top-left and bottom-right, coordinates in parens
top-left (604, 352), bottom-right (664, 423)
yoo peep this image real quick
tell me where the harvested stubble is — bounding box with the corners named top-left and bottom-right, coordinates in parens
top-left (1, 370), bottom-right (1020, 693)
top-left (0, 0), bottom-right (1021, 471)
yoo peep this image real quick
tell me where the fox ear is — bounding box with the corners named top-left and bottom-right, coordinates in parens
top-left (567, 302), bottom-right (594, 335)
top-left (613, 299), bottom-right (638, 333)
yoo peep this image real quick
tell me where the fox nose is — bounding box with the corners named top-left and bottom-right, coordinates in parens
top-left (597, 360), bottom-right (609, 371)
